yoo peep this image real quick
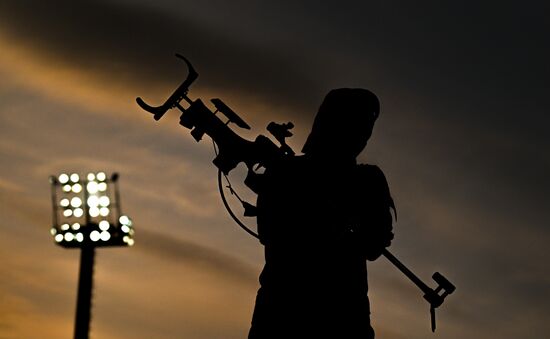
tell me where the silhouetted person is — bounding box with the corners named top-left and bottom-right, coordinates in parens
top-left (248, 88), bottom-right (395, 339)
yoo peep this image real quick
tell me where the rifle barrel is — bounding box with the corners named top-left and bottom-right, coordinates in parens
top-left (382, 249), bottom-right (432, 295)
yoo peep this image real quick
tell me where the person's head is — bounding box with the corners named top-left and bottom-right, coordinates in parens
top-left (301, 88), bottom-right (380, 160)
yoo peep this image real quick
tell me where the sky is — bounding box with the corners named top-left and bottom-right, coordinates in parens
top-left (0, 0), bottom-right (549, 338)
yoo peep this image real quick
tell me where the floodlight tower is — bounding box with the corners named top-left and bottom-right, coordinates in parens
top-left (49, 172), bottom-right (134, 339)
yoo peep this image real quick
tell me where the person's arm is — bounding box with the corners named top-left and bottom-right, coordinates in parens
top-left (355, 164), bottom-right (396, 261)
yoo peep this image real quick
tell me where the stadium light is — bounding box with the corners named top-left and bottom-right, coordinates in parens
top-left (49, 172), bottom-right (134, 248)
top-left (49, 171), bottom-right (134, 339)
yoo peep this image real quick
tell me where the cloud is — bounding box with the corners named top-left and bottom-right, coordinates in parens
top-left (2, 1), bottom-right (550, 338)
top-left (0, 0), bottom-right (323, 116)
top-left (0, 293), bottom-right (75, 339)
top-left (0, 173), bottom-right (258, 339)
top-left (87, 229), bottom-right (259, 338)
top-left (134, 228), bottom-right (258, 284)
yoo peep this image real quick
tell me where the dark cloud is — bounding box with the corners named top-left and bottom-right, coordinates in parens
top-left (1, 0), bottom-right (548, 114)
top-left (0, 0), bottom-right (322, 112)
top-left (135, 228), bottom-right (257, 285)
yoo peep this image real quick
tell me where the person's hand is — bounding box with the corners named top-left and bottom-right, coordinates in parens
top-left (365, 231), bottom-right (394, 261)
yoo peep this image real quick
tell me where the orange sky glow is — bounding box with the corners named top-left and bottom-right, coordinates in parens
top-left (1, 1), bottom-right (549, 339)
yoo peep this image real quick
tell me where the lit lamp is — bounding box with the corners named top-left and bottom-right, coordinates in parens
top-left (49, 172), bottom-right (134, 247)
top-left (49, 172), bottom-right (134, 339)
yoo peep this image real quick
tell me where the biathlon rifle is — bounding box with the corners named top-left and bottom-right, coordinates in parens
top-left (136, 54), bottom-right (456, 332)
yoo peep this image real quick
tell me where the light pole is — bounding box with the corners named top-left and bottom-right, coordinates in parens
top-left (49, 172), bottom-right (135, 339)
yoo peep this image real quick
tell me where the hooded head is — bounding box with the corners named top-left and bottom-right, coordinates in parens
top-left (301, 88), bottom-right (380, 160)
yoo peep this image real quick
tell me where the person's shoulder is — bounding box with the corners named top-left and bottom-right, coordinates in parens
top-left (264, 155), bottom-right (304, 178)
top-left (356, 163), bottom-right (388, 183)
